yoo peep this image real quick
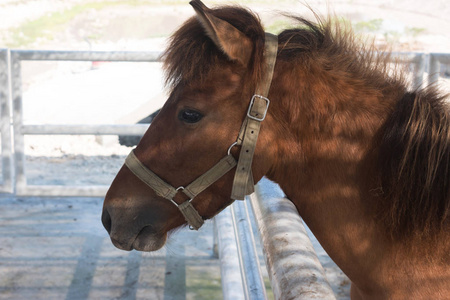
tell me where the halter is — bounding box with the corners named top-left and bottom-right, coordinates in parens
top-left (124, 33), bottom-right (278, 230)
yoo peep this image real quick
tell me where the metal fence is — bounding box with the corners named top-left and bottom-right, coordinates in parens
top-left (1, 49), bottom-right (448, 196)
top-left (0, 48), bottom-right (449, 300)
top-left (4, 49), bottom-right (160, 196)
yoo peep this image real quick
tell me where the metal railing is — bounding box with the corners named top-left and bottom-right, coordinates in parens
top-left (1, 49), bottom-right (449, 196)
top-left (5, 49), bottom-right (160, 196)
top-left (429, 53), bottom-right (450, 85)
top-left (251, 178), bottom-right (335, 299)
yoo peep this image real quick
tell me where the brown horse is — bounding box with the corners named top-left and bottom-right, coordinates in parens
top-left (102, 1), bottom-right (450, 298)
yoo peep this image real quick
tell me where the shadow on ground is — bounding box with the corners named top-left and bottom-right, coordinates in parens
top-left (0, 196), bottom-right (222, 300)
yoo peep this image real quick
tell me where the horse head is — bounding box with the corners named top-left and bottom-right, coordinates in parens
top-left (102, 0), bottom-right (278, 251)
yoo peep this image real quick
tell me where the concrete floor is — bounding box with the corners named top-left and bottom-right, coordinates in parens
top-left (0, 196), bottom-right (224, 300)
top-left (0, 185), bottom-right (349, 300)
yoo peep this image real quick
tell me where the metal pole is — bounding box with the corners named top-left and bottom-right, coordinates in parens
top-left (21, 124), bottom-right (149, 135)
top-left (0, 49), bottom-right (13, 193)
top-left (250, 178), bottom-right (336, 300)
top-left (16, 185), bottom-right (108, 197)
top-left (12, 50), bottom-right (161, 62)
top-left (428, 53), bottom-right (450, 86)
top-left (215, 207), bottom-right (245, 300)
top-left (429, 54), bottom-right (440, 86)
top-left (231, 200), bottom-right (267, 300)
top-left (10, 51), bottom-right (26, 193)
top-left (390, 52), bottom-right (426, 90)
top-left (413, 53), bottom-right (426, 90)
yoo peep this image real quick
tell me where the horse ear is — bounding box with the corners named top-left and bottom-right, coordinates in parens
top-left (189, 0), bottom-right (253, 67)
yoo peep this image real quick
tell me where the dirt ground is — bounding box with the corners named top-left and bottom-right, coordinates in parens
top-left (0, 1), bottom-right (449, 299)
top-left (1, 0), bottom-right (450, 52)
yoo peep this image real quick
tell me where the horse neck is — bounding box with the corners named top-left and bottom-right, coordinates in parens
top-left (264, 58), bottom-right (408, 283)
top-left (266, 59), bottom-right (404, 197)
top-left (264, 57), bottom-right (450, 294)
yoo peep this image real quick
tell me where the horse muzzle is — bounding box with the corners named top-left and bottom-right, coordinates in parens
top-left (101, 205), bottom-right (168, 252)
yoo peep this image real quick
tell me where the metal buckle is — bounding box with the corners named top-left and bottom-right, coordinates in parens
top-left (247, 94), bottom-right (270, 122)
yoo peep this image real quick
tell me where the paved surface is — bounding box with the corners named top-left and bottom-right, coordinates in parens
top-left (0, 193), bottom-right (351, 299)
top-left (0, 196), bottom-right (224, 300)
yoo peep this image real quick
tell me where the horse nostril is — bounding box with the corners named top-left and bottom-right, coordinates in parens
top-left (101, 209), bottom-right (112, 234)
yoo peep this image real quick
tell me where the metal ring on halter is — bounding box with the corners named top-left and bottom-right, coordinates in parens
top-left (227, 142), bottom-right (238, 156)
top-left (177, 186), bottom-right (196, 230)
top-left (169, 186), bottom-right (187, 207)
top-left (176, 186), bottom-right (194, 203)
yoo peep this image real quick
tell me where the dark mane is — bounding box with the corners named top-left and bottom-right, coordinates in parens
top-left (277, 15), bottom-right (403, 92)
top-left (378, 89), bottom-right (450, 239)
top-left (162, 5), bottom-right (265, 88)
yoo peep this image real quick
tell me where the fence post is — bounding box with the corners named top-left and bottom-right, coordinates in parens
top-left (429, 54), bottom-right (440, 86)
top-left (413, 53), bottom-right (427, 90)
top-left (10, 51), bottom-right (26, 194)
top-left (0, 49), bottom-right (13, 193)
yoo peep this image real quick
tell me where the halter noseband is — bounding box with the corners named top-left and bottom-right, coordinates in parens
top-left (124, 33), bottom-right (278, 230)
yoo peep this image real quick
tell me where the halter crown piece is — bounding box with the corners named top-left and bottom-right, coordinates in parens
top-left (125, 33), bottom-right (278, 230)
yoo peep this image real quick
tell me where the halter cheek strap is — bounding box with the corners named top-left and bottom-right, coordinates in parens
top-left (124, 33), bottom-right (278, 230)
top-left (231, 33), bottom-right (278, 200)
top-left (125, 151), bottom-right (237, 230)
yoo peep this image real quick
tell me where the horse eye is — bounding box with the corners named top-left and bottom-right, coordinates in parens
top-left (178, 109), bottom-right (203, 124)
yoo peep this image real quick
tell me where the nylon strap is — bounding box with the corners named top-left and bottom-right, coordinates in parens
top-left (125, 150), bottom-right (177, 200)
top-left (177, 201), bottom-right (204, 230)
top-left (125, 151), bottom-right (237, 230)
top-left (183, 154), bottom-right (237, 199)
top-left (231, 33), bottom-right (278, 200)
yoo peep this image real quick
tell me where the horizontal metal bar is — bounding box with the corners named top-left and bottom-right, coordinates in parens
top-left (390, 52), bottom-right (425, 63)
top-left (250, 178), bottom-right (336, 300)
top-left (21, 124), bottom-right (149, 135)
top-left (16, 185), bottom-right (109, 197)
top-left (10, 50), bottom-right (162, 62)
top-left (430, 53), bottom-right (450, 64)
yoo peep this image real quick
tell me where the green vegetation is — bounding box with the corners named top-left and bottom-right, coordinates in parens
top-left (405, 27), bottom-right (426, 38)
top-left (383, 30), bottom-right (401, 45)
top-left (8, 1), bottom-right (426, 50)
top-left (353, 18), bottom-right (383, 33)
top-left (9, 1), bottom-right (112, 47)
top-left (7, 0), bottom-right (191, 48)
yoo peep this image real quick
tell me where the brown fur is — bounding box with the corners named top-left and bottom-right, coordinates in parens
top-left (263, 15), bottom-right (450, 240)
top-left (103, 2), bottom-right (450, 298)
top-left (268, 15), bottom-right (450, 239)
